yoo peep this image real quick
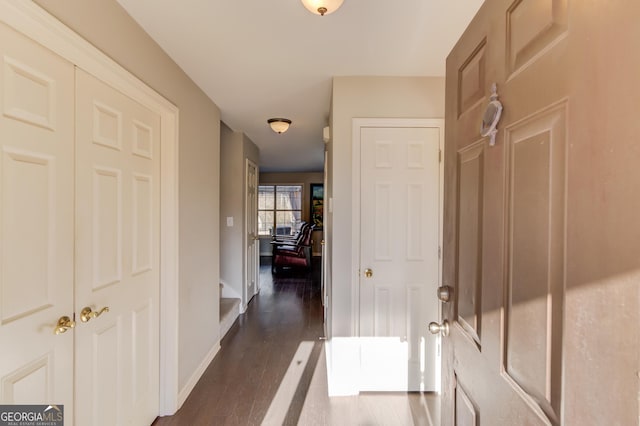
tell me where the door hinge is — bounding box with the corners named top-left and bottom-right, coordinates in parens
top-left (439, 149), bottom-right (442, 163)
top-left (438, 246), bottom-right (442, 259)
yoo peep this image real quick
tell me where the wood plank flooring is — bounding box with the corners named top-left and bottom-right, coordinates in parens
top-left (153, 257), bottom-right (437, 425)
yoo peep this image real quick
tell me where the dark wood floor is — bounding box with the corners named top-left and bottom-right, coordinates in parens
top-left (153, 257), bottom-right (324, 426)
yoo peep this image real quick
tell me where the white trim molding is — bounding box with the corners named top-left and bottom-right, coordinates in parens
top-left (177, 343), bottom-right (220, 408)
top-left (0, 0), bottom-right (181, 416)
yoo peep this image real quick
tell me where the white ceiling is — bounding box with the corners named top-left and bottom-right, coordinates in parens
top-left (116, 0), bottom-right (484, 172)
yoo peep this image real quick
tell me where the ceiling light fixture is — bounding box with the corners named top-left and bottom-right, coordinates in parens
top-left (301, 0), bottom-right (344, 16)
top-left (268, 118), bottom-right (292, 134)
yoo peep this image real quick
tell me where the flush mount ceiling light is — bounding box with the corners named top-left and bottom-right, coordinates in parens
top-left (268, 118), bottom-right (292, 134)
top-left (301, 0), bottom-right (344, 16)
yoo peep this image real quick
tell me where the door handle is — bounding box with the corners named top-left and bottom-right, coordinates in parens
top-left (364, 268), bottom-right (373, 278)
top-left (428, 320), bottom-right (450, 337)
top-left (437, 285), bottom-right (453, 302)
top-left (54, 316), bottom-right (75, 335)
top-left (80, 306), bottom-right (110, 323)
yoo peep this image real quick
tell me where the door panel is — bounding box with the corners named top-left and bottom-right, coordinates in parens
top-left (444, 1), bottom-right (640, 425)
top-left (455, 379), bottom-right (478, 426)
top-left (246, 159), bottom-right (258, 301)
top-left (0, 21), bottom-right (74, 418)
top-left (75, 68), bottom-right (160, 425)
top-left (456, 142), bottom-right (484, 345)
top-left (359, 125), bottom-right (441, 391)
top-left (504, 102), bottom-right (566, 420)
top-left (505, 0), bottom-right (567, 76)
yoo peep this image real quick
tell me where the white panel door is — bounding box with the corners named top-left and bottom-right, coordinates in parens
top-left (74, 68), bottom-right (160, 426)
top-left (359, 125), bottom-right (441, 391)
top-left (0, 21), bottom-right (75, 420)
top-left (246, 159), bottom-right (259, 300)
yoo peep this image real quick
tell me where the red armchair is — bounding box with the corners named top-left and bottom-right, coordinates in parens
top-left (271, 224), bottom-right (314, 273)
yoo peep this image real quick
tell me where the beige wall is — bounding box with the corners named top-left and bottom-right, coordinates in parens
top-left (35, 0), bottom-right (222, 391)
top-left (260, 172), bottom-right (325, 256)
top-left (220, 123), bottom-right (243, 299)
top-left (220, 123), bottom-right (259, 305)
top-left (329, 76), bottom-right (445, 336)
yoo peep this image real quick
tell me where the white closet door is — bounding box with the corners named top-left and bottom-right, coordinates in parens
top-left (358, 125), bottom-right (441, 391)
top-left (74, 68), bottom-right (160, 426)
top-left (0, 21), bottom-right (75, 420)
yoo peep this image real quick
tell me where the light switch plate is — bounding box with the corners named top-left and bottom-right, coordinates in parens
top-left (226, 217), bottom-right (233, 227)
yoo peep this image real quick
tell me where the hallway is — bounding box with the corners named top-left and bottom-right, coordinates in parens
top-left (154, 258), bottom-right (437, 425)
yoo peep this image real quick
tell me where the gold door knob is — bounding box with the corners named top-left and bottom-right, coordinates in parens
top-left (54, 316), bottom-right (75, 335)
top-left (80, 306), bottom-right (110, 323)
top-left (364, 268), bottom-right (373, 278)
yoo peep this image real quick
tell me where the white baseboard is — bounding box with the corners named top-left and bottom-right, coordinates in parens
top-left (177, 342), bottom-right (221, 409)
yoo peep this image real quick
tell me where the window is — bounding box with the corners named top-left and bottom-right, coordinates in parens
top-left (258, 185), bottom-right (303, 236)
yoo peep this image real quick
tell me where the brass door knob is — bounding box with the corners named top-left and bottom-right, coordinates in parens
top-left (364, 268), bottom-right (373, 278)
top-left (54, 316), bottom-right (75, 335)
top-left (80, 306), bottom-right (110, 323)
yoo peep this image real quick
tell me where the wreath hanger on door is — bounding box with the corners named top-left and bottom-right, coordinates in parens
top-left (480, 83), bottom-right (503, 146)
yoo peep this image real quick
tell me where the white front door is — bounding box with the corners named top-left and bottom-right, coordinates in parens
top-left (0, 21), bottom-right (75, 420)
top-left (246, 159), bottom-right (259, 300)
top-left (74, 68), bottom-right (160, 425)
top-left (358, 122), bottom-right (442, 391)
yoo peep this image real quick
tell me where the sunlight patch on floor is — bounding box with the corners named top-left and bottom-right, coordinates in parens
top-left (262, 341), bottom-right (316, 425)
top-left (261, 340), bottom-right (439, 425)
top-left (300, 345), bottom-right (439, 426)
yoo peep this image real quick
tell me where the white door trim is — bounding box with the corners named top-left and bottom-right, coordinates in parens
top-left (351, 118), bottom-right (444, 336)
top-left (0, 1), bottom-right (181, 415)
